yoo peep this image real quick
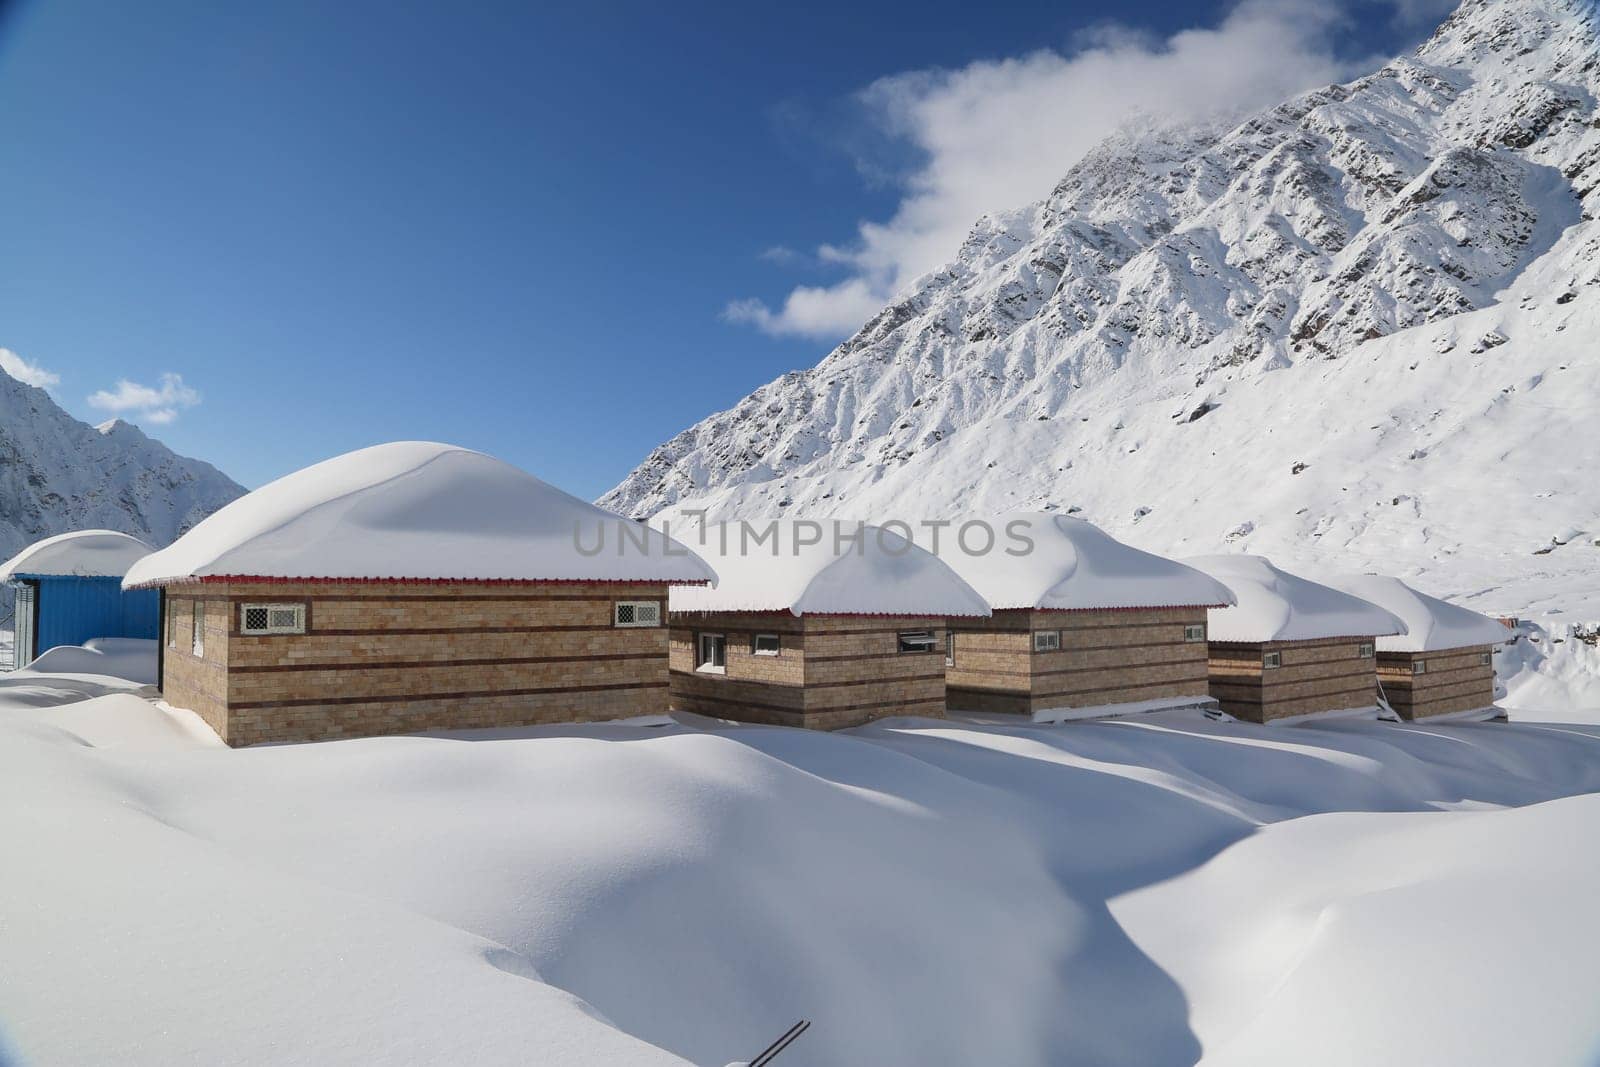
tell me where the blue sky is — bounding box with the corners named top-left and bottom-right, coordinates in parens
top-left (0, 0), bottom-right (1442, 497)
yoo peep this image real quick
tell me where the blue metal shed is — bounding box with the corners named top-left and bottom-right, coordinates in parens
top-left (1, 530), bottom-right (158, 668)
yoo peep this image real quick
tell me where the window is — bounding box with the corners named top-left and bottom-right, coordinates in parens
top-left (614, 600), bottom-right (661, 628)
top-left (752, 633), bottom-right (780, 656)
top-left (1480, 650), bottom-right (1493, 666)
top-left (1033, 630), bottom-right (1061, 653)
top-left (1184, 623), bottom-right (1206, 643)
top-left (945, 631), bottom-right (956, 666)
top-left (1412, 659), bottom-right (1427, 675)
top-left (898, 630), bottom-right (937, 654)
top-left (1357, 642), bottom-right (1374, 659)
top-left (192, 603), bottom-right (205, 658)
top-left (1262, 650), bottom-right (1281, 669)
top-left (240, 603), bottom-right (306, 636)
top-left (697, 633), bottom-right (726, 673)
top-left (168, 601), bottom-right (179, 648)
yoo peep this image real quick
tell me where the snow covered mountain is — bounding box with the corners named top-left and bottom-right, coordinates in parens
top-left (604, 0), bottom-right (1600, 618)
top-left (0, 364), bottom-right (244, 579)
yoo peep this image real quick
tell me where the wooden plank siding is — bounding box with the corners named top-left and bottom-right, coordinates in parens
top-left (946, 607), bottom-right (1211, 716)
top-left (1376, 646), bottom-right (1496, 719)
top-left (669, 611), bottom-right (947, 729)
top-left (1207, 636), bottom-right (1381, 723)
top-left (159, 580), bottom-right (672, 745)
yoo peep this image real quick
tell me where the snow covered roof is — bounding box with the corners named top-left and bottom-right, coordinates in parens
top-left (931, 513), bottom-right (1236, 611)
top-left (1181, 555), bottom-right (1407, 643)
top-left (123, 442), bottom-right (715, 588)
top-left (0, 530), bottom-right (154, 582)
top-left (1321, 574), bottom-right (1510, 652)
top-left (666, 521), bottom-right (991, 617)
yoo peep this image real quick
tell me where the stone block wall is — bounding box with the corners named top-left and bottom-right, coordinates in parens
top-left (1207, 636), bottom-right (1380, 723)
top-left (1377, 646), bottom-right (1496, 719)
top-left (160, 580), bottom-right (671, 746)
top-left (670, 612), bottom-right (947, 729)
top-left (946, 607), bottom-right (1211, 716)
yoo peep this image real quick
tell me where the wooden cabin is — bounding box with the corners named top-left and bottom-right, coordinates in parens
top-left (1183, 555), bottom-right (1407, 724)
top-left (932, 513), bottom-right (1235, 720)
top-left (123, 442), bottom-right (713, 746)
top-left (1326, 574), bottom-right (1509, 720)
top-left (667, 521), bottom-right (990, 730)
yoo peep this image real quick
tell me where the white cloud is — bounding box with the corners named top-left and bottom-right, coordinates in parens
top-left (758, 245), bottom-right (802, 265)
top-left (0, 348), bottom-right (61, 389)
top-left (729, 0), bottom-right (1384, 340)
top-left (87, 372), bottom-right (201, 425)
top-left (723, 278), bottom-right (890, 339)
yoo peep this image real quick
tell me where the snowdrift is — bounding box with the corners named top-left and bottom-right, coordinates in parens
top-left (17, 637), bottom-right (158, 685)
top-left (4, 675), bottom-right (1600, 1065)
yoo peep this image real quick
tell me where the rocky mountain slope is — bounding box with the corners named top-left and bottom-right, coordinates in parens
top-left (0, 365), bottom-right (244, 586)
top-left (604, 0), bottom-right (1600, 618)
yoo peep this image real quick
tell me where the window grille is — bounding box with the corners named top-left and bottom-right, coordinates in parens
top-left (615, 601), bottom-right (661, 628)
top-left (241, 603), bottom-right (306, 635)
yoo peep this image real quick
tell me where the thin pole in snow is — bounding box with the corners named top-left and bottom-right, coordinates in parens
top-left (748, 1019), bottom-right (810, 1066)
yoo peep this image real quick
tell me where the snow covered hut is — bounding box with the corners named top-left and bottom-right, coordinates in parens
top-left (1, 530), bottom-right (158, 668)
top-left (932, 513), bottom-right (1236, 719)
top-left (122, 442), bottom-right (714, 746)
top-left (1182, 555), bottom-right (1407, 724)
top-left (1323, 574), bottom-right (1509, 720)
top-left (667, 521), bottom-right (990, 729)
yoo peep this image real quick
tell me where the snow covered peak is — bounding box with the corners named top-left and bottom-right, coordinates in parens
top-left (0, 529), bottom-right (154, 581)
top-left (0, 360), bottom-right (244, 582)
top-left (124, 442), bottom-right (715, 587)
top-left (666, 520), bottom-right (990, 617)
top-left (1184, 555), bottom-right (1408, 643)
top-left (930, 512), bottom-right (1235, 611)
top-left (1417, 0), bottom-right (1595, 70)
top-left (602, 0), bottom-right (1600, 622)
top-left (1322, 573), bottom-right (1511, 651)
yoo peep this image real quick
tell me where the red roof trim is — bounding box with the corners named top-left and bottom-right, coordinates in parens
top-left (129, 574), bottom-right (710, 590)
top-left (999, 603), bottom-right (1231, 613)
top-left (667, 608), bottom-right (989, 619)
